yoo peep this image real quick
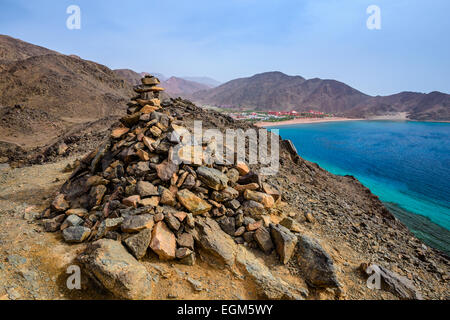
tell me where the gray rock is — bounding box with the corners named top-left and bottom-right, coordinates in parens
top-left (196, 166), bottom-right (229, 191)
top-left (177, 233), bottom-right (194, 250)
top-left (136, 181), bottom-right (159, 197)
top-left (217, 216), bottom-right (236, 236)
top-left (165, 213), bottom-right (181, 231)
top-left (77, 239), bottom-right (153, 300)
top-left (254, 227), bottom-right (274, 254)
top-left (123, 229), bottom-right (152, 260)
top-left (63, 226), bottom-right (91, 243)
top-left (363, 264), bottom-right (423, 300)
top-left (297, 235), bottom-right (340, 288)
top-left (270, 224), bottom-right (297, 264)
top-left (61, 215), bottom-right (84, 230)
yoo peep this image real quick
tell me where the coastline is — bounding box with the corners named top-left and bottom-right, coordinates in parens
top-left (255, 117), bottom-right (364, 127)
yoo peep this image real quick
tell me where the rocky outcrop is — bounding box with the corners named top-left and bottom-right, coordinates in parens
top-left (77, 239), bottom-right (153, 300)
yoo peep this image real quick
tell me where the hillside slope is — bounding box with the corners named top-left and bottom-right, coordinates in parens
top-left (162, 76), bottom-right (211, 98)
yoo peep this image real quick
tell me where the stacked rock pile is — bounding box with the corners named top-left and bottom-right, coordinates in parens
top-left (41, 76), bottom-right (300, 266)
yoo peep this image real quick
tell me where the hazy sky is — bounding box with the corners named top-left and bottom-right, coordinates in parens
top-left (1, 0), bottom-right (449, 95)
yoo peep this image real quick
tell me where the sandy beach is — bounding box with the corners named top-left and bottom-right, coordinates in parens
top-left (255, 117), bottom-right (364, 127)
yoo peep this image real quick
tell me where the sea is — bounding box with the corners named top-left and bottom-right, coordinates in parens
top-left (270, 120), bottom-right (450, 255)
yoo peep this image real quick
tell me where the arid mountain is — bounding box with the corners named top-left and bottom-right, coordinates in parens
top-left (193, 71), bottom-right (450, 121)
top-left (193, 71), bottom-right (369, 113)
top-left (0, 34), bottom-right (58, 68)
top-left (182, 76), bottom-right (221, 87)
top-left (0, 36), bottom-right (133, 150)
top-left (161, 76), bottom-right (211, 98)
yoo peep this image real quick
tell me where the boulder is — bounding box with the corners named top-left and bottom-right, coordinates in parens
top-left (77, 239), bottom-right (153, 300)
top-left (270, 224), bottom-right (297, 264)
top-left (297, 235), bottom-right (340, 288)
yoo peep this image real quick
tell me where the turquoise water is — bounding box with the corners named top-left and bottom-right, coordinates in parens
top-left (271, 121), bottom-right (450, 254)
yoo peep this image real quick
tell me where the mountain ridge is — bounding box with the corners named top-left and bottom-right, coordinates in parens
top-left (193, 71), bottom-right (449, 121)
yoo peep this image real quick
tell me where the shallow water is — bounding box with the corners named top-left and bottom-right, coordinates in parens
top-left (271, 120), bottom-right (450, 254)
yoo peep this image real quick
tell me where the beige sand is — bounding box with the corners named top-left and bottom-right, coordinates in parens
top-left (255, 117), bottom-right (364, 127)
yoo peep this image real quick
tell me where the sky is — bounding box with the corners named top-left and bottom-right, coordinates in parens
top-left (0, 0), bottom-right (449, 96)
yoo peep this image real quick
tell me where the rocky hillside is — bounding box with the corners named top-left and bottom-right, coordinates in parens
top-left (193, 71), bottom-right (450, 121)
top-left (114, 69), bottom-right (150, 86)
top-left (0, 36), bottom-right (134, 154)
top-left (29, 75), bottom-right (450, 300)
top-left (0, 35), bottom-right (58, 68)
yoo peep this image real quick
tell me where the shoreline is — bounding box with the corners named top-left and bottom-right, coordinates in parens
top-left (255, 117), bottom-right (364, 127)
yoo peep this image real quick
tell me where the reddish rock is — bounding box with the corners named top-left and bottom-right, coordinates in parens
top-left (150, 222), bottom-right (176, 260)
top-left (122, 195), bottom-right (141, 208)
top-left (177, 189), bottom-right (212, 215)
top-left (51, 194), bottom-right (69, 212)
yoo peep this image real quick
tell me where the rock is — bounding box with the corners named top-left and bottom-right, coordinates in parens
top-left (63, 226), bottom-right (91, 243)
top-left (96, 218), bottom-right (125, 239)
top-left (241, 200), bottom-right (265, 215)
top-left (226, 168), bottom-right (240, 184)
top-left (247, 220), bottom-right (263, 231)
top-left (211, 187), bottom-right (239, 202)
top-left (238, 172), bottom-right (261, 186)
top-left (123, 229), bottom-right (152, 260)
top-left (77, 239), bottom-right (152, 299)
top-left (176, 189), bottom-right (212, 215)
top-left (156, 160), bottom-right (178, 182)
top-left (139, 196), bottom-right (159, 207)
top-left (42, 214), bottom-right (65, 232)
top-left (121, 214), bottom-right (154, 233)
top-left (270, 224), bottom-right (297, 264)
top-left (122, 195), bottom-right (141, 208)
top-left (177, 233), bottom-right (194, 250)
top-left (61, 214), bottom-right (83, 230)
top-left (51, 194), bottom-right (69, 212)
top-left (305, 212), bottom-right (315, 223)
top-left (279, 217), bottom-right (301, 233)
top-left (142, 77), bottom-right (160, 85)
top-left (187, 277), bottom-right (203, 292)
top-left (159, 186), bottom-right (176, 206)
top-left (180, 251), bottom-right (196, 266)
top-left (362, 264), bottom-right (423, 300)
top-left (244, 190), bottom-right (274, 209)
top-left (234, 183), bottom-right (260, 194)
top-left (173, 211), bottom-right (187, 222)
top-left (176, 247), bottom-right (193, 259)
top-left (111, 127), bottom-right (130, 139)
top-left (57, 143), bottom-right (68, 155)
top-left (217, 216), bottom-right (236, 236)
top-left (262, 183), bottom-right (281, 202)
top-left (165, 213), bottom-right (181, 231)
top-left (234, 226), bottom-right (246, 237)
top-left (235, 162), bottom-right (250, 176)
top-left (150, 221), bottom-right (176, 260)
top-left (196, 166), bottom-right (229, 191)
top-left (66, 208), bottom-right (88, 217)
top-left (297, 235), bottom-right (340, 288)
top-left (136, 181), bottom-right (159, 197)
top-left (89, 185), bottom-right (107, 207)
top-left (254, 227), bottom-right (274, 254)
top-left (235, 246), bottom-right (303, 300)
top-left (193, 217), bottom-right (236, 267)
top-left (226, 199), bottom-right (241, 210)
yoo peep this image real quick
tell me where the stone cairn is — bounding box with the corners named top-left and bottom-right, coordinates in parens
top-left (41, 75), bottom-right (299, 266)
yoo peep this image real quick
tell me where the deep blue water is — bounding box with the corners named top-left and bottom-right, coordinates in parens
top-left (271, 121), bottom-right (450, 253)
